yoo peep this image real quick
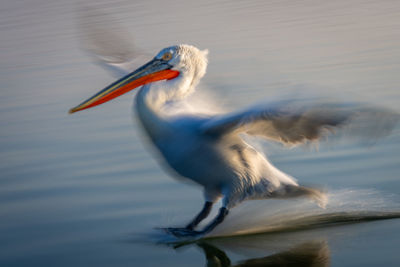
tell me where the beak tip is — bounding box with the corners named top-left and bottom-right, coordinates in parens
top-left (68, 108), bottom-right (77, 114)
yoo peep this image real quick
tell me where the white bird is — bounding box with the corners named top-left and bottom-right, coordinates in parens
top-left (69, 44), bottom-right (398, 237)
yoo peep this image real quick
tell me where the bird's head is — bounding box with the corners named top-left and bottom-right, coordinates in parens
top-left (157, 44), bottom-right (208, 87)
top-left (69, 44), bottom-right (208, 114)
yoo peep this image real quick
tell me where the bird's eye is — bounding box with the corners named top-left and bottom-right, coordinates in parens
top-left (162, 52), bottom-right (172, 61)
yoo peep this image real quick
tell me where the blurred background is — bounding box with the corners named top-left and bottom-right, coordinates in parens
top-left (0, 0), bottom-right (399, 266)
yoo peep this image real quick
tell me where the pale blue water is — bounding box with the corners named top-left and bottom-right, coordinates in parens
top-left (1, 0), bottom-right (400, 266)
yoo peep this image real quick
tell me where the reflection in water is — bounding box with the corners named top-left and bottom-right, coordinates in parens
top-left (198, 242), bottom-right (231, 267)
top-left (198, 240), bottom-right (329, 267)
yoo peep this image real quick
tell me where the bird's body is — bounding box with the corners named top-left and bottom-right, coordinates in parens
top-left (133, 47), bottom-right (305, 209)
top-left (70, 44), bottom-right (397, 237)
top-left (137, 89), bottom-right (299, 207)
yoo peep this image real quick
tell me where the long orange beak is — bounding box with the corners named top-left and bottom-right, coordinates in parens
top-left (69, 58), bottom-right (179, 113)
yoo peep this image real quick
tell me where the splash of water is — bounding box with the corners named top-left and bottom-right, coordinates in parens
top-left (208, 188), bottom-right (400, 237)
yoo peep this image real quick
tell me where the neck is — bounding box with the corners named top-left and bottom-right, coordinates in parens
top-left (134, 72), bottom-right (199, 139)
top-left (135, 84), bottom-right (169, 142)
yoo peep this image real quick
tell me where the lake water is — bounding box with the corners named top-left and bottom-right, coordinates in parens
top-left (1, 0), bottom-right (400, 266)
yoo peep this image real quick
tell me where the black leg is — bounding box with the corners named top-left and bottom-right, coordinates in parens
top-left (186, 201), bottom-right (213, 230)
top-left (165, 201), bottom-right (214, 237)
top-left (199, 207), bottom-right (229, 235)
top-left (166, 207), bottom-right (229, 237)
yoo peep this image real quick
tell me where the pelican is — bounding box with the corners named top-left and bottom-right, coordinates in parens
top-left (69, 44), bottom-right (397, 237)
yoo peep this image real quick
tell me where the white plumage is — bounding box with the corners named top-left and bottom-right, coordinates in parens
top-left (70, 44), bottom-right (398, 237)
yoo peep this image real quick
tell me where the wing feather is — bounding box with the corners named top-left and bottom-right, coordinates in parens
top-left (78, 7), bottom-right (151, 77)
top-left (201, 100), bottom-right (398, 146)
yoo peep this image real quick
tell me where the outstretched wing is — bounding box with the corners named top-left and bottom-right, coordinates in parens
top-left (78, 7), bottom-right (152, 76)
top-left (201, 100), bottom-right (398, 146)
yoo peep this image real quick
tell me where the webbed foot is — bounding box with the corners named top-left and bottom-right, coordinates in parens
top-left (163, 227), bottom-right (203, 238)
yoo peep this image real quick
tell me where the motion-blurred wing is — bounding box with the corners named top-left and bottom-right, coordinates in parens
top-left (201, 100), bottom-right (398, 146)
top-left (78, 7), bottom-right (151, 76)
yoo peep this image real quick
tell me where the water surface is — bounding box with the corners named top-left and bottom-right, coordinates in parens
top-left (1, 0), bottom-right (400, 266)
